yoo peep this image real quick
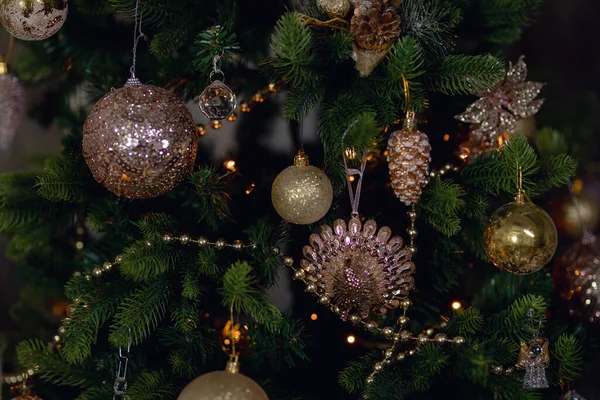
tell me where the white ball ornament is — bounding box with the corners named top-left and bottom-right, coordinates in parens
top-left (0, 0), bottom-right (68, 41)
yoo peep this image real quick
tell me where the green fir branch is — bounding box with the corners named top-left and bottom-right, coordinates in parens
top-left (35, 158), bottom-right (90, 203)
top-left (552, 334), bottom-right (583, 383)
top-left (268, 12), bottom-right (321, 90)
top-left (127, 371), bottom-right (179, 399)
top-left (16, 339), bottom-right (91, 387)
top-left (193, 24), bottom-right (241, 74)
top-left (430, 55), bottom-right (505, 95)
top-left (187, 166), bottom-right (232, 230)
top-left (446, 307), bottom-right (484, 336)
top-left (119, 240), bottom-right (181, 281)
top-left (339, 354), bottom-right (380, 394)
top-left (245, 219), bottom-right (288, 286)
top-left (135, 213), bottom-right (177, 240)
top-left (385, 36), bottom-right (425, 84)
top-left (249, 315), bottom-right (309, 368)
top-left (537, 154), bottom-right (578, 192)
top-left (110, 277), bottom-right (170, 346)
top-left (221, 261), bottom-right (283, 332)
top-left (419, 177), bottom-right (466, 237)
top-left (410, 343), bottom-right (450, 391)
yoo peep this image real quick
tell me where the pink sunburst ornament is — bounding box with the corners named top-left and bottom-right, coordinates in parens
top-left (300, 215), bottom-right (416, 322)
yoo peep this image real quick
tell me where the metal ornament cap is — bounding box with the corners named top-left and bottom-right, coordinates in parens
top-left (198, 80), bottom-right (237, 120)
top-left (300, 215), bottom-right (416, 322)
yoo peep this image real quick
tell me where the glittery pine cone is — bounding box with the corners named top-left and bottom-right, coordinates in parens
top-left (300, 216), bottom-right (415, 322)
top-left (350, 0), bottom-right (401, 52)
top-left (387, 118), bottom-right (431, 206)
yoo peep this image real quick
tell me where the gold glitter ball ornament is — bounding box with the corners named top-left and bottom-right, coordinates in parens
top-left (83, 82), bottom-right (198, 199)
top-left (177, 362), bottom-right (268, 400)
top-left (317, 0), bottom-right (351, 18)
top-left (553, 235), bottom-right (600, 324)
top-left (0, 0), bottom-right (68, 41)
top-left (300, 215), bottom-right (416, 321)
top-left (484, 198), bottom-right (557, 275)
top-left (271, 151), bottom-right (333, 225)
top-left (387, 114), bottom-right (431, 206)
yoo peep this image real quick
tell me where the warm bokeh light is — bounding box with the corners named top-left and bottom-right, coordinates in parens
top-left (224, 160), bottom-right (237, 172)
top-left (245, 183), bottom-right (256, 195)
top-left (310, 313), bottom-right (318, 321)
top-left (452, 301), bottom-right (462, 310)
top-left (346, 335), bottom-right (356, 344)
top-left (572, 178), bottom-right (584, 196)
top-left (443, 134), bottom-right (450, 142)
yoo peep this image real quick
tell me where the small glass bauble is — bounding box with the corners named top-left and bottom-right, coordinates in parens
top-left (83, 83), bottom-right (198, 199)
top-left (553, 235), bottom-right (600, 324)
top-left (271, 151), bottom-right (333, 225)
top-left (177, 364), bottom-right (269, 400)
top-left (484, 199), bottom-right (557, 275)
top-left (0, 0), bottom-right (68, 40)
top-left (198, 80), bottom-right (237, 120)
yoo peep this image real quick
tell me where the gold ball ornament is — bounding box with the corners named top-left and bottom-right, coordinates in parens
top-left (553, 235), bottom-right (600, 324)
top-left (0, 0), bottom-right (67, 41)
top-left (484, 197), bottom-right (558, 275)
top-left (317, 0), bottom-right (351, 18)
top-left (177, 361), bottom-right (268, 400)
top-left (83, 81), bottom-right (198, 199)
top-left (271, 151), bottom-right (333, 225)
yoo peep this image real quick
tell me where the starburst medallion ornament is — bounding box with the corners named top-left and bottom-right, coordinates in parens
top-left (455, 55), bottom-right (544, 148)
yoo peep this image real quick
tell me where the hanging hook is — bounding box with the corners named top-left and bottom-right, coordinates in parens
top-left (113, 327), bottom-right (132, 399)
top-left (401, 73), bottom-right (413, 119)
top-left (516, 162), bottom-right (524, 203)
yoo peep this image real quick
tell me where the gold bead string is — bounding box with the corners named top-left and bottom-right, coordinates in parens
top-left (54, 235), bottom-right (294, 346)
top-left (196, 81), bottom-right (282, 134)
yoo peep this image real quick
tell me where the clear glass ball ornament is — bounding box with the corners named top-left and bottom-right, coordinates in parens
top-left (0, 0), bottom-right (68, 41)
top-left (198, 80), bottom-right (237, 120)
top-left (484, 200), bottom-right (557, 275)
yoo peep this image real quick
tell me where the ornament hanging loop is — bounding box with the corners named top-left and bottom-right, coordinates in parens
top-left (210, 54), bottom-right (226, 82)
top-left (342, 120), bottom-right (367, 215)
top-left (401, 73), bottom-right (413, 118)
top-left (126, 0), bottom-right (145, 86)
top-left (516, 164), bottom-right (524, 204)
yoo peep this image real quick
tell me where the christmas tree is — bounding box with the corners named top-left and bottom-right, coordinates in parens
top-left (0, 0), bottom-right (593, 399)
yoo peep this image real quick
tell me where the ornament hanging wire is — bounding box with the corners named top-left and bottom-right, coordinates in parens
top-left (341, 120), bottom-right (364, 216)
top-left (126, 0), bottom-right (145, 87)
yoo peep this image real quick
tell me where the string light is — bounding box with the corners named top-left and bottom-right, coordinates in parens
top-left (310, 313), bottom-right (318, 321)
top-left (452, 301), bottom-right (462, 310)
top-left (223, 160), bottom-right (237, 172)
top-left (572, 178), bottom-right (583, 196)
top-left (346, 335), bottom-right (356, 344)
top-left (245, 183), bottom-right (256, 195)
top-left (75, 241), bottom-right (84, 250)
top-left (196, 124), bottom-right (207, 136)
top-left (443, 134), bottom-right (450, 141)
top-left (210, 119), bottom-right (223, 130)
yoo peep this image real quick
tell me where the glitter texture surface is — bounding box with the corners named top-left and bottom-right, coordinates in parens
top-left (553, 236), bottom-right (600, 324)
top-left (455, 55), bottom-right (544, 145)
top-left (517, 339), bottom-right (550, 389)
top-left (387, 117), bottom-right (431, 206)
top-left (301, 216), bottom-right (415, 321)
top-left (484, 201), bottom-right (557, 275)
top-left (0, 71), bottom-right (24, 150)
top-left (271, 153), bottom-right (333, 225)
top-left (82, 84), bottom-right (198, 199)
top-left (177, 371), bottom-right (269, 400)
top-left (0, 0), bottom-right (68, 41)
top-left (198, 80), bottom-right (237, 120)
top-left (317, 0), bottom-right (351, 18)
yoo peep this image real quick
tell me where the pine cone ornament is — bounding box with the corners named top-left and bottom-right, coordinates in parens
top-left (387, 115), bottom-right (431, 205)
top-left (350, 0), bottom-right (400, 51)
top-left (350, 0), bottom-right (401, 76)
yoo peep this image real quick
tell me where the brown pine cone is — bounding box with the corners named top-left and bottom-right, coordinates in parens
top-left (350, 0), bottom-right (401, 52)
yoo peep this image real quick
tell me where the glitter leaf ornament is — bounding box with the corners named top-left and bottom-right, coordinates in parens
top-left (300, 215), bottom-right (415, 321)
top-left (0, 0), bottom-right (68, 41)
top-left (0, 60), bottom-right (24, 150)
top-left (517, 338), bottom-right (550, 389)
top-left (83, 79), bottom-right (198, 199)
top-left (387, 113), bottom-right (431, 205)
top-left (455, 55), bottom-right (544, 146)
